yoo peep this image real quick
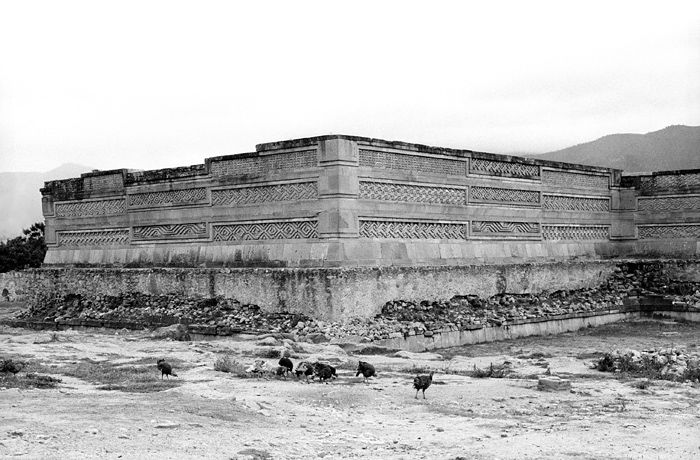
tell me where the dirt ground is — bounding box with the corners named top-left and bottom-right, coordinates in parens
top-left (1, 306), bottom-right (700, 459)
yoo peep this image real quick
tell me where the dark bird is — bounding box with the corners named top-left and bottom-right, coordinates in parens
top-left (157, 359), bottom-right (177, 380)
top-left (356, 361), bottom-right (375, 384)
top-left (295, 361), bottom-right (314, 382)
top-left (1, 359), bottom-right (25, 377)
top-left (312, 362), bottom-right (337, 383)
top-left (413, 372), bottom-right (434, 399)
top-left (278, 357), bottom-right (294, 376)
top-left (275, 365), bottom-right (288, 378)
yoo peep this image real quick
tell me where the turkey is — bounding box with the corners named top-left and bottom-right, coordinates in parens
top-left (295, 361), bottom-right (314, 382)
top-left (274, 365), bottom-right (288, 379)
top-left (278, 357), bottom-right (294, 376)
top-left (312, 362), bottom-right (336, 383)
top-left (156, 359), bottom-right (177, 380)
top-left (356, 361), bottom-right (375, 384)
top-left (246, 359), bottom-right (272, 378)
top-left (413, 372), bottom-right (434, 399)
top-left (1, 359), bottom-right (25, 377)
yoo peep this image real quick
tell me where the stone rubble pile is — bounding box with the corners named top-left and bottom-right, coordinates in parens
top-left (12, 263), bottom-right (700, 342)
top-left (594, 347), bottom-right (700, 382)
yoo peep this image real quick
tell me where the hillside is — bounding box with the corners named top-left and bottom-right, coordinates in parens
top-left (526, 125), bottom-right (700, 172)
top-left (0, 163), bottom-right (93, 241)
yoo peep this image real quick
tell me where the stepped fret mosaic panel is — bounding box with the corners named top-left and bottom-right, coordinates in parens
top-left (213, 220), bottom-right (318, 241)
top-left (637, 196), bottom-right (700, 212)
top-left (471, 221), bottom-right (540, 235)
top-left (541, 225), bottom-right (610, 240)
top-left (360, 220), bottom-right (466, 239)
top-left (359, 150), bottom-right (465, 176)
top-left (129, 188), bottom-right (207, 207)
top-left (358, 181), bottom-right (466, 205)
top-left (639, 172), bottom-right (700, 191)
top-left (542, 170), bottom-right (609, 189)
top-left (470, 186), bottom-right (540, 204)
top-left (638, 225), bottom-right (700, 239)
top-left (542, 194), bottom-right (610, 212)
top-left (470, 158), bottom-right (539, 178)
top-left (211, 182), bottom-right (318, 206)
top-left (55, 198), bottom-right (126, 218)
top-left (210, 150), bottom-right (317, 177)
top-left (57, 229), bottom-right (130, 247)
top-left (133, 223), bottom-right (207, 240)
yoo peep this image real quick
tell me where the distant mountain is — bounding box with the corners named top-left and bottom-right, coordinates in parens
top-left (0, 163), bottom-right (93, 241)
top-left (525, 125), bottom-right (700, 172)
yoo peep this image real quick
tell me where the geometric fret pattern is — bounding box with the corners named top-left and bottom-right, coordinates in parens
top-left (541, 225), bottom-right (610, 240)
top-left (82, 174), bottom-right (124, 192)
top-left (470, 186), bottom-right (540, 204)
top-left (358, 181), bottom-right (466, 205)
top-left (542, 170), bottom-right (609, 189)
top-left (57, 229), bottom-right (130, 247)
top-left (639, 172), bottom-right (700, 191)
top-left (359, 150), bottom-right (466, 176)
top-left (471, 221), bottom-right (540, 236)
top-left (210, 150), bottom-right (317, 177)
top-left (55, 198), bottom-right (126, 218)
top-left (132, 223), bottom-right (207, 240)
top-left (212, 220), bottom-right (318, 241)
top-left (542, 194), bottom-right (610, 212)
top-left (211, 182), bottom-right (318, 206)
top-left (470, 158), bottom-right (540, 178)
top-left (637, 195), bottom-right (700, 212)
top-left (359, 220), bottom-right (466, 239)
top-left (129, 188), bottom-right (207, 207)
top-left (638, 224), bottom-right (700, 239)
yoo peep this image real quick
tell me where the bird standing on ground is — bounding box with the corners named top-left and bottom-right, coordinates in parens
top-left (312, 362), bottom-right (336, 383)
top-left (278, 357), bottom-right (294, 376)
top-left (295, 361), bottom-right (314, 382)
top-left (356, 361), bottom-right (375, 384)
top-left (1, 359), bottom-right (25, 377)
top-left (413, 372), bottom-right (434, 399)
top-left (157, 359), bottom-right (177, 380)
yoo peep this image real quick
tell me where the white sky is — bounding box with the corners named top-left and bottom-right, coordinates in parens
top-left (1, 0), bottom-right (699, 173)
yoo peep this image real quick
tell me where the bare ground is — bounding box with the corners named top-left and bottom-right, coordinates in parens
top-left (1, 303), bottom-right (699, 460)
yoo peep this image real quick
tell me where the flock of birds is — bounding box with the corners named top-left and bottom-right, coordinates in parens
top-left (155, 357), bottom-right (435, 399)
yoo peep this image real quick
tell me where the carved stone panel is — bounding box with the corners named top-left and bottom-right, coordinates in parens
top-left (57, 229), bottom-right (130, 246)
top-left (359, 219), bottom-right (466, 239)
top-left (359, 150), bottom-right (466, 176)
top-left (542, 170), bottom-right (609, 189)
top-left (470, 186), bottom-right (540, 205)
top-left (359, 181), bottom-right (466, 205)
top-left (129, 188), bottom-right (207, 207)
top-left (55, 198), bottom-right (126, 218)
top-left (470, 158), bottom-right (539, 178)
top-left (637, 195), bottom-right (700, 212)
top-left (212, 182), bottom-right (317, 206)
top-left (638, 225), bottom-right (700, 239)
top-left (542, 225), bottom-right (610, 240)
top-left (213, 220), bottom-right (318, 241)
top-left (542, 194), bottom-right (610, 212)
top-left (471, 221), bottom-right (540, 236)
top-left (132, 223), bottom-right (207, 240)
top-left (210, 150), bottom-right (317, 177)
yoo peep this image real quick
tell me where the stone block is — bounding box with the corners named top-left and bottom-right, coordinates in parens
top-left (537, 376), bottom-right (572, 392)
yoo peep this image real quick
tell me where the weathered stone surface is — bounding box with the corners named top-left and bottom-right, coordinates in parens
top-left (537, 377), bottom-right (572, 392)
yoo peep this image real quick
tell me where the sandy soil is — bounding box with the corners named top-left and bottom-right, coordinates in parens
top-left (1, 312), bottom-right (699, 460)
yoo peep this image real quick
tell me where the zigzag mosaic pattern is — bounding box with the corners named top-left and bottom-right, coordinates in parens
top-left (129, 188), bottom-right (207, 207)
top-left (360, 220), bottom-right (466, 239)
top-left (541, 170), bottom-right (609, 189)
top-left (542, 195), bottom-right (610, 212)
top-left (57, 229), bottom-right (130, 246)
top-left (359, 150), bottom-right (465, 176)
top-left (639, 172), bottom-right (700, 191)
top-left (541, 225), bottom-right (610, 240)
top-left (470, 186), bottom-right (540, 204)
top-left (638, 225), bottom-right (700, 239)
top-left (470, 158), bottom-right (539, 178)
top-left (211, 182), bottom-right (318, 206)
top-left (210, 150), bottom-right (317, 177)
top-left (132, 223), bottom-right (207, 240)
top-left (358, 181), bottom-right (466, 205)
top-left (213, 220), bottom-right (318, 241)
top-left (637, 196), bottom-right (700, 212)
top-left (55, 198), bottom-right (126, 218)
top-left (471, 221), bottom-right (540, 235)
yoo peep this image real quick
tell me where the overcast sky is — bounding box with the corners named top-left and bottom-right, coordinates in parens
top-left (1, 1), bottom-right (699, 174)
